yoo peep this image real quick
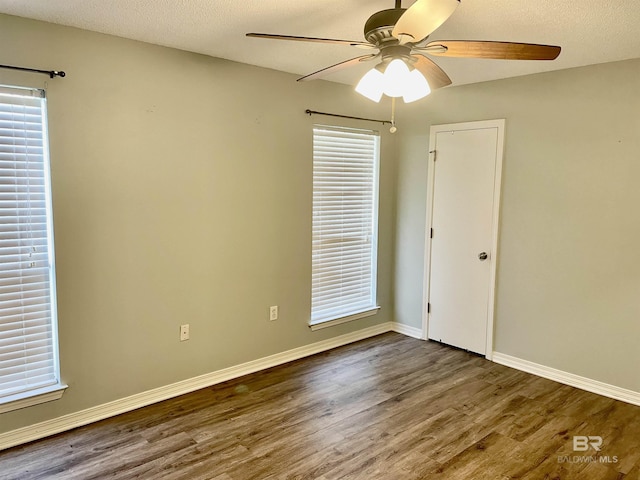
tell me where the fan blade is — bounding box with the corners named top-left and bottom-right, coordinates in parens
top-left (424, 40), bottom-right (561, 60)
top-left (246, 33), bottom-right (375, 48)
top-left (411, 54), bottom-right (452, 90)
top-left (297, 54), bottom-right (378, 82)
top-left (392, 0), bottom-right (460, 45)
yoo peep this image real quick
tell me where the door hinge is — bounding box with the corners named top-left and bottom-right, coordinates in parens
top-left (427, 302), bottom-right (431, 314)
top-left (430, 149), bottom-right (437, 161)
top-left (430, 228), bottom-right (433, 239)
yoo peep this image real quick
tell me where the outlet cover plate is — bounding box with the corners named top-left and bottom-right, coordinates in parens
top-left (180, 324), bottom-right (190, 341)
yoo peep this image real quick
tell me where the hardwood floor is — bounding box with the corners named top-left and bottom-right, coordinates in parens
top-left (1, 332), bottom-right (639, 479)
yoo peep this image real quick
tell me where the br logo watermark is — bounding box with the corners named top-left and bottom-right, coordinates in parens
top-left (558, 436), bottom-right (618, 464)
top-left (573, 435), bottom-right (602, 452)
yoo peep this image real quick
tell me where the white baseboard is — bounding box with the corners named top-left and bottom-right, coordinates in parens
top-left (0, 322), bottom-right (394, 451)
top-left (391, 322), bottom-right (423, 339)
top-left (492, 352), bottom-right (640, 407)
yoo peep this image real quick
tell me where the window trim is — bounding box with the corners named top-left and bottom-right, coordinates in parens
top-left (309, 306), bottom-right (380, 331)
top-left (0, 383), bottom-right (67, 414)
top-left (310, 125), bottom-right (381, 328)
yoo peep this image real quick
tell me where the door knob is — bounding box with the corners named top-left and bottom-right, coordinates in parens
top-left (478, 252), bottom-right (488, 261)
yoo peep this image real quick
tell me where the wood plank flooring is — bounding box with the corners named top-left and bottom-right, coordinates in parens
top-left (1, 332), bottom-right (639, 479)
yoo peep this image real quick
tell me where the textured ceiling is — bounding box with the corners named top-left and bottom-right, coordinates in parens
top-left (1, 0), bottom-right (640, 88)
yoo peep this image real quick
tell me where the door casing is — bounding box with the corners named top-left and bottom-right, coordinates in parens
top-left (421, 119), bottom-right (505, 360)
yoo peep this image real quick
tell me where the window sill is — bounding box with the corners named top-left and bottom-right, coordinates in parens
top-left (309, 306), bottom-right (381, 331)
top-left (0, 383), bottom-right (68, 414)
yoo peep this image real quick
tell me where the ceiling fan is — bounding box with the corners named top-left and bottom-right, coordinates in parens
top-left (247, 0), bottom-right (561, 103)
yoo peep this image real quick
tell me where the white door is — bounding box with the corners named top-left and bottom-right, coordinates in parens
top-left (425, 120), bottom-right (504, 356)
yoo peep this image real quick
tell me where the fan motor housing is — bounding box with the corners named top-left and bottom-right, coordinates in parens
top-left (364, 8), bottom-right (406, 45)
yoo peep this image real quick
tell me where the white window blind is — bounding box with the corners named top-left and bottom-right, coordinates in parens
top-left (0, 85), bottom-right (60, 402)
top-left (311, 125), bottom-right (380, 326)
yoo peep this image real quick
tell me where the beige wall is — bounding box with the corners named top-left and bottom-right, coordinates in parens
top-left (0, 14), bottom-right (397, 434)
top-left (395, 58), bottom-right (640, 393)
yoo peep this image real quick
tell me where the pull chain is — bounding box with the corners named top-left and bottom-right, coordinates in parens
top-left (390, 97), bottom-right (397, 134)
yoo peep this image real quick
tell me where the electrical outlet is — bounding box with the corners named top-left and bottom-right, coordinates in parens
top-left (269, 306), bottom-right (278, 321)
top-left (180, 324), bottom-right (190, 341)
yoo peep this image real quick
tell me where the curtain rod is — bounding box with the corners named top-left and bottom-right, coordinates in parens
top-left (0, 64), bottom-right (66, 79)
top-left (305, 109), bottom-right (391, 125)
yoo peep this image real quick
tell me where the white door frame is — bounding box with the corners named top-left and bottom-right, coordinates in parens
top-left (421, 119), bottom-right (505, 360)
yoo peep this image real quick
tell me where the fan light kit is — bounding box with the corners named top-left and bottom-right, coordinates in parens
top-left (356, 57), bottom-right (431, 103)
top-left (247, 0), bottom-right (561, 103)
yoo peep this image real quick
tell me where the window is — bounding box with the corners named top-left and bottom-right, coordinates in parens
top-left (0, 85), bottom-right (64, 413)
top-left (311, 125), bottom-right (380, 329)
